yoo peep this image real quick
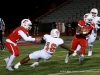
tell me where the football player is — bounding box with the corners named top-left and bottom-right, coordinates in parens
top-left (75, 8), bottom-right (100, 56)
top-left (65, 13), bottom-right (95, 63)
top-left (4, 19), bottom-right (41, 71)
top-left (14, 29), bottom-right (76, 69)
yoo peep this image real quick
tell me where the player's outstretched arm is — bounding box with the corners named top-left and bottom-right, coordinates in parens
top-left (18, 30), bottom-right (35, 41)
top-left (59, 44), bottom-right (74, 52)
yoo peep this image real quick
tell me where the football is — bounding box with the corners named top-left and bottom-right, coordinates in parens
top-left (80, 27), bottom-right (87, 32)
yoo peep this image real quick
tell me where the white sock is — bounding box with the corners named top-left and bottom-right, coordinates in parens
top-left (81, 54), bottom-right (84, 57)
top-left (16, 62), bottom-right (21, 67)
top-left (76, 45), bottom-right (81, 51)
top-left (7, 55), bottom-right (15, 67)
top-left (89, 46), bottom-right (93, 51)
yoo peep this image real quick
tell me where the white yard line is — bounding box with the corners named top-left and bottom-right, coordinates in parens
top-left (48, 69), bottom-right (100, 75)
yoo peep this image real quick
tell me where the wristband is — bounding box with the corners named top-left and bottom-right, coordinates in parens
top-left (74, 50), bottom-right (77, 53)
top-left (83, 32), bottom-right (87, 34)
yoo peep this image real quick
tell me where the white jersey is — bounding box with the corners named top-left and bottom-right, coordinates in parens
top-left (91, 16), bottom-right (100, 35)
top-left (43, 34), bottom-right (64, 54)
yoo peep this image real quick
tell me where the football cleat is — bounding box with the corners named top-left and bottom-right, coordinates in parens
top-left (14, 64), bottom-right (19, 69)
top-left (4, 58), bottom-right (9, 65)
top-left (30, 62), bottom-right (39, 68)
top-left (88, 51), bottom-right (92, 56)
top-left (79, 56), bottom-right (84, 63)
top-left (65, 54), bottom-right (69, 63)
top-left (6, 66), bottom-right (14, 71)
top-left (72, 53), bottom-right (77, 56)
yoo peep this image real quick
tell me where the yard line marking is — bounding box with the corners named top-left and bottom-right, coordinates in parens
top-left (48, 69), bottom-right (100, 75)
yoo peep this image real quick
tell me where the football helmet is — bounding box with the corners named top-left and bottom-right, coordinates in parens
top-left (90, 8), bottom-right (98, 17)
top-left (83, 13), bottom-right (90, 21)
top-left (50, 29), bottom-right (60, 38)
top-left (21, 19), bottom-right (32, 30)
top-left (83, 13), bottom-right (93, 24)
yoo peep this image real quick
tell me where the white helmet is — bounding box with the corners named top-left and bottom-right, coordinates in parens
top-left (50, 29), bottom-right (60, 38)
top-left (21, 19), bottom-right (32, 30)
top-left (83, 13), bottom-right (90, 21)
top-left (90, 8), bottom-right (98, 17)
top-left (83, 13), bottom-right (93, 24)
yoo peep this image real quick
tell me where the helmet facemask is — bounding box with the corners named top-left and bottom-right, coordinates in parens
top-left (27, 24), bottom-right (32, 30)
top-left (84, 13), bottom-right (93, 25)
top-left (86, 18), bottom-right (93, 25)
top-left (91, 12), bottom-right (97, 17)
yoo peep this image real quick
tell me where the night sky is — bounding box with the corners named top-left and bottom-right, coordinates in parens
top-left (1, 0), bottom-right (56, 24)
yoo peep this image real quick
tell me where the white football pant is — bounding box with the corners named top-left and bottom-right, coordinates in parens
top-left (29, 49), bottom-right (52, 60)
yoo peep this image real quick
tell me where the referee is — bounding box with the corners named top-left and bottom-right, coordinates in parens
top-left (0, 18), bottom-right (5, 51)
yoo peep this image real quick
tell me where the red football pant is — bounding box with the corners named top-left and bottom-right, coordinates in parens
top-left (71, 36), bottom-right (87, 55)
top-left (5, 41), bottom-right (20, 56)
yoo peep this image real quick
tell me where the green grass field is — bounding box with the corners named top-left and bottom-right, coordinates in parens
top-left (0, 36), bottom-right (100, 75)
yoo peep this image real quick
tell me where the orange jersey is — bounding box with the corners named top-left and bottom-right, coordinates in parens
top-left (8, 26), bottom-right (28, 43)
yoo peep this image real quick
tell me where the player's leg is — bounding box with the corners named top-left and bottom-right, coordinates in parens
top-left (87, 35), bottom-right (96, 56)
top-left (72, 44), bottom-right (81, 56)
top-left (5, 42), bottom-right (19, 71)
top-left (14, 49), bottom-right (52, 69)
top-left (14, 50), bottom-right (41, 69)
top-left (79, 39), bottom-right (87, 63)
top-left (0, 33), bottom-right (5, 51)
top-left (28, 51), bottom-right (41, 68)
top-left (30, 50), bottom-right (52, 67)
top-left (30, 58), bottom-right (41, 68)
top-left (65, 37), bottom-right (78, 63)
top-left (76, 44), bottom-right (81, 51)
top-left (14, 55), bottom-right (35, 69)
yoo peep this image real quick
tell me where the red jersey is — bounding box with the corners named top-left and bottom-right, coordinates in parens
top-left (8, 26), bottom-right (28, 43)
top-left (75, 20), bottom-right (95, 38)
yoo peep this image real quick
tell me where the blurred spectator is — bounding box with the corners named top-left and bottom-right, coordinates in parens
top-left (64, 20), bottom-right (69, 36)
top-left (52, 21), bottom-right (56, 29)
top-left (71, 20), bottom-right (77, 35)
top-left (68, 22), bottom-right (72, 35)
top-left (33, 19), bottom-right (39, 35)
top-left (0, 18), bottom-right (5, 51)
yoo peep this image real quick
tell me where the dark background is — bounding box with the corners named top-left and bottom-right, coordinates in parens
top-left (0, 0), bottom-right (57, 24)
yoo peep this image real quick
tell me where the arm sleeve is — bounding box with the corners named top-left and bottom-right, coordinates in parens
top-left (78, 20), bottom-right (84, 28)
top-left (43, 34), bottom-right (48, 40)
top-left (18, 30), bottom-right (35, 41)
top-left (59, 38), bottom-right (64, 45)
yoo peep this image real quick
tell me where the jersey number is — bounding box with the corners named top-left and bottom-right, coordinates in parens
top-left (45, 42), bottom-right (57, 52)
